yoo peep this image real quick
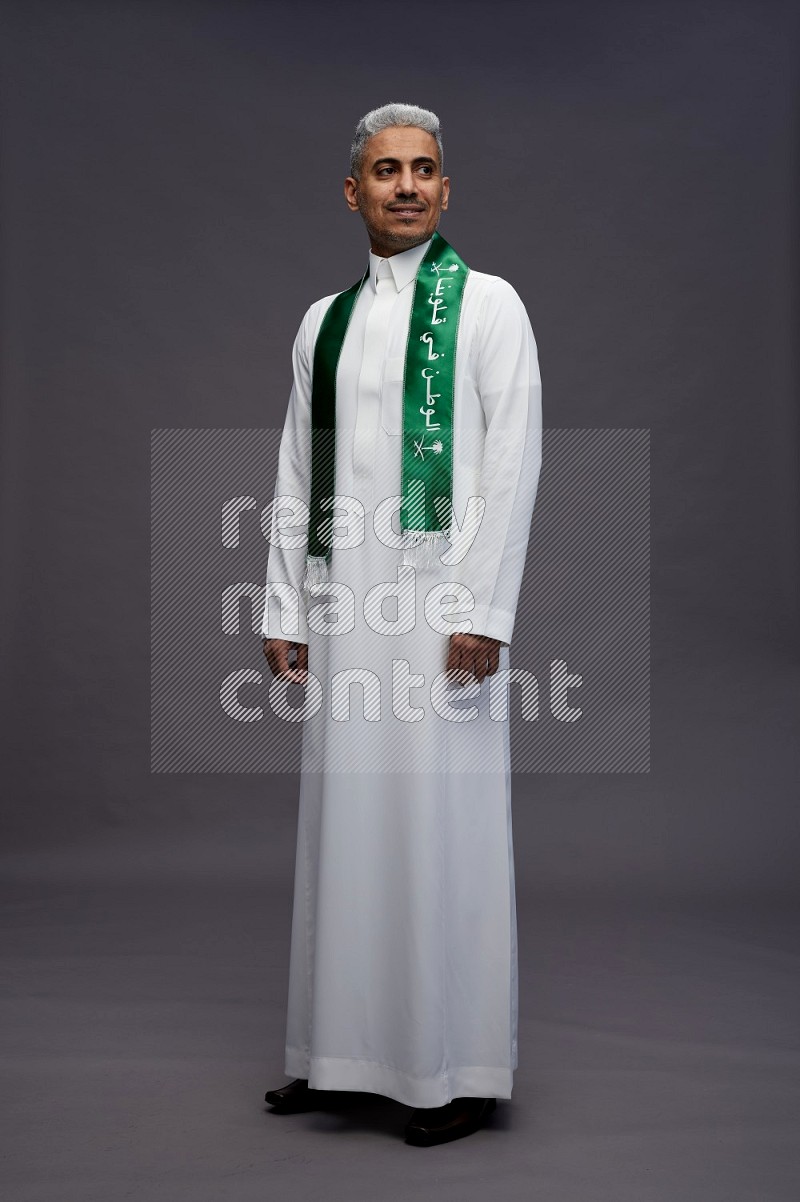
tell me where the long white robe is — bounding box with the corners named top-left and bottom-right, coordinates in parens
top-left (262, 236), bottom-right (542, 1108)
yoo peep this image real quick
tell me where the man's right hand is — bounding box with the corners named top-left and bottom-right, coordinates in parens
top-left (262, 638), bottom-right (308, 683)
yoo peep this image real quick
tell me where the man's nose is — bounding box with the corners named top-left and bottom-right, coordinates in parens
top-left (395, 168), bottom-right (416, 195)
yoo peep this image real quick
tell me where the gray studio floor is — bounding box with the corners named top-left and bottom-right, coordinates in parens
top-left (1, 828), bottom-right (797, 1202)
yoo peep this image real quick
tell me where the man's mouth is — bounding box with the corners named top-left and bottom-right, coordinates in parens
top-left (389, 206), bottom-right (424, 216)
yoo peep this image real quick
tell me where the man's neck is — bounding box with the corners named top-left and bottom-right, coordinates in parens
top-left (369, 235), bottom-right (433, 259)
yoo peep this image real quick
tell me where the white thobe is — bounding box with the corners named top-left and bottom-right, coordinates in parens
top-left (262, 236), bottom-right (542, 1108)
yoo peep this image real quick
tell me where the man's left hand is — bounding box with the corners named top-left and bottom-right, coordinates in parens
top-left (446, 632), bottom-right (502, 686)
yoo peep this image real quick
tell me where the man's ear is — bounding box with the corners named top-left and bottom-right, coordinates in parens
top-left (441, 176), bottom-right (450, 211)
top-left (344, 177), bottom-right (360, 213)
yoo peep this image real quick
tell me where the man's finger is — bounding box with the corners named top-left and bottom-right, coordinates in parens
top-left (446, 636), bottom-right (463, 677)
top-left (286, 641), bottom-right (308, 684)
top-left (273, 642), bottom-right (290, 679)
top-left (264, 639), bottom-right (292, 680)
top-left (449, 642), bottom-right (472, 687)
top-left (472, 650), bottom-right (489, 684)
top-left (264, 640), bottom-right (277, 677)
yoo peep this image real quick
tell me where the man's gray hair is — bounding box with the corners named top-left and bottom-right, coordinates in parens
top-left (350, 103), bottom-right (443, 179)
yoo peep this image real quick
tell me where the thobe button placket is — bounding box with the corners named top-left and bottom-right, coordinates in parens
top-left (352, 259), bottom-right (397, 511)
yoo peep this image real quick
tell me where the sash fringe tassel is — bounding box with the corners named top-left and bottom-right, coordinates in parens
top-left (401, 529), bottom-right (449, 569)
top-left (302, 554), bottom-right (329, 593)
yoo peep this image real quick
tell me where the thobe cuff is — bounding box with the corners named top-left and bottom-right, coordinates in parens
top-left (466, 602), bottom-right (515, 647)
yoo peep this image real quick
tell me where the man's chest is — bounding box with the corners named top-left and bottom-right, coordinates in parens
top-left (332, 279), bottom-right (483, 427)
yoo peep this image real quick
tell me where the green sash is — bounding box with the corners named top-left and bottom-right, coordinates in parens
top-left (303, 230), bottom-right (469, 591)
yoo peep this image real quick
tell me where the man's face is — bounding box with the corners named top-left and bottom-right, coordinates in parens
top-left (344, 125), bottom-right (450, 255)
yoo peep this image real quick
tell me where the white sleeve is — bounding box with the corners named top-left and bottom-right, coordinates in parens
top-left (260, 310), bottom-right (314, 644)
top-left (457, 277), bottom-right (543, 646)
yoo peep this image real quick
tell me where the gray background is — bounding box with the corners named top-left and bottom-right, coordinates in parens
top-left (1, 1), bottom-right (798, 1199)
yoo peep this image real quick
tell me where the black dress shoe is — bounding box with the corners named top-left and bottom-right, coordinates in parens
top-left (404, 1096), bottom-right (497, 1146)
top-left (264, 1077), bottom-right (318, 1112)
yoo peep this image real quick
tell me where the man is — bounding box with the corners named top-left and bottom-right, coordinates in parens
top-left (261, 103), bottom-right (542, 1146)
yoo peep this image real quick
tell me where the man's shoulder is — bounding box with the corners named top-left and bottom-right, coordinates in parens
top-left (465, 268), bottom-right (526, 307)
top-left (463, 269), bottom-right (533, 340)
top-left (291, 291), bottom-right (340, 357)
top-left (301, 291), bottom-right (340, 327)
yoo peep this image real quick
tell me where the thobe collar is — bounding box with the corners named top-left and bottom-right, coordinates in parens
top-left (368, 236), bottom-right (433, 293)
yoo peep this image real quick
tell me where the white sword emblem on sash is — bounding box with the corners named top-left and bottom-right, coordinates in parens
top-left (413, 437), bottom-right (444, 459)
